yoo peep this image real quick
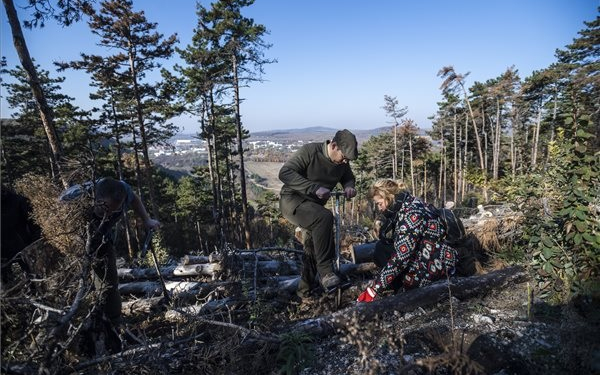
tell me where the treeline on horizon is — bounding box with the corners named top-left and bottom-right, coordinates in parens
top-left (1, 0), bottom-right (598, 302)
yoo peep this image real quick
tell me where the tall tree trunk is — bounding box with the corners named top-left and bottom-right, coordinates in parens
top-left (226, 152), bottom-right (240, 245)
top-left (494, 97), bottom-right (501, 179)
top-left (510, 114), bottom-right (517, 177)
top-left (393, 122), bottom-right (397, 180)
top-left (462, 114), bottom-right (468, 201)
top-left (128, 52), bottom-right (159, 219)
top-left (459, 82), bottom-right (487, 201)
top-left (460, 82), bottom-right (485, 172)
top-left (453, 114), bottom-right (458, 204)
top-left (202, 96), bottom-right (221, 234)
top-left (212, 132), bottom-right (228, 246)
top-left (409, 137), bottom-right (415, 194)
top-left (481, 103), bottom-right (488, 172)
top-left (232, 54), bottom-right (252, 249)
top-left (3, 0), bottom-right (67, 188)
top-left (207, 93), bottom-right (229, 246)
top-left (443, 150), bottom-right (447, 204)
top-left (400, 149), bottom-right (405, 182)
top-left (196, 221), bottom-right (205, 254)
top-left (438, 120), bottom-right (444, 205)
top-left (532, 105), bottom-right (542, 167)
top-left (423, 162), bottom-right (427, 202)
top-left (131, 128), bottom-right (144, 248)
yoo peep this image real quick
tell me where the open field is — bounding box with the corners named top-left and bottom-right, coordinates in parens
top-left (245, 161), bottom-right (284, 193)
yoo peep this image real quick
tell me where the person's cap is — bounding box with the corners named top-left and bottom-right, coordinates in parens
top-left (333, 129), bottom-right (358, 160)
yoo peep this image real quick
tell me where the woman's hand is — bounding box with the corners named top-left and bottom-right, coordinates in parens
top-left (357, 286), bottom-right (377, 303)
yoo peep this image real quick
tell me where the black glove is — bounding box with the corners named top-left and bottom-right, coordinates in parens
top-left (344, 187), bottom-right (356, 199)
top-left (315, 187), bottom-right (331, 200)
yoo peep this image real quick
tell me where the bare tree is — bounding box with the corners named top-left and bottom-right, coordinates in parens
top-left (438, 66), bottom-right (488, 201)
top-left (383, 95), bottom-right (408, 180)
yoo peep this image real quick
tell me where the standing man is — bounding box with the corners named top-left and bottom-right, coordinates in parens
top-left (279, 129), bottom-right (358, 299)
top-left (60, 177), bottom-right (160, 353)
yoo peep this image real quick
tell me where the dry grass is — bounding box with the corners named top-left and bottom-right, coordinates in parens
top-left (478, 217), bottom-right (501, 253)
top-left (15, 174), bottom-right (90, 256)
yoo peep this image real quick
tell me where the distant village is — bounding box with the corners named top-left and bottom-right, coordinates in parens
top-left (148, 136), bottom-right (309, 158)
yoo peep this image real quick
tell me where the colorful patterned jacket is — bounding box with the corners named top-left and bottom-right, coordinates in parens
top-left (372, 192), bottom-right (457, 294)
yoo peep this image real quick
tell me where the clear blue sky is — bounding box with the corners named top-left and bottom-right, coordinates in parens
top-left (1, 0), bottom-right (597, 134)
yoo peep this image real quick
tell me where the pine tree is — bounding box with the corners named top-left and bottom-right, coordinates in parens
top-left (81, 0), bottom-right (178, 218)
top-left (1, 63), bottom-right (95, 184)
top-left (382, 95), bottom-right (408, 180)
top-left (3, 0), bottom-right (70, 186)
top-left (194, 0), bottom-right (275, 249)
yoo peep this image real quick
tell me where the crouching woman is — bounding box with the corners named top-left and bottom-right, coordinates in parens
top-left (357, 179), bottom-right (457, 302)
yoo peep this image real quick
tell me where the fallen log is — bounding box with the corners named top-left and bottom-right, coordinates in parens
top-left (164, 297), bottom-right (249, 321)
top-left (291, 265), bottom-right (528, 337)
top-left (207, 252), bottom-right (275, 263)
top-left (182, 253), bottom-right (277, 265)
top-left (181, 255), bottom-right (210, 265)
top-left (119, 280), bottom-right (204, 296)
top-left (271, 262), bottom-right (378, 294)
top-left (118, 263), bottom-right (223, 281)
top-left (122, 297), bottom-right (164, 317)
top-left (350, 242), bottom-right (376, 264)
top-left (118, 280), bottom-right (238, 297)
top-left (173, 263), bottom-right (222, 277)
top-left (119, 259), bottom-right (300, 281)
top-left (238, 260), bottom-right (299, 275)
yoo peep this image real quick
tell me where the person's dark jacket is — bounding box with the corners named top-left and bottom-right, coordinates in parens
top-left (279, 141), bottom-right (355, 210)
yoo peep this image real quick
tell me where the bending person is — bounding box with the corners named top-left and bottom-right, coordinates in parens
top-left (60, 177), bottom-right (160, 353)
top-left (357, 179), bottom-right (457, 302)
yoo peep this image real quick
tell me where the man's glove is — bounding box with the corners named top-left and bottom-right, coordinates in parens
top-left (344, 187), bottom-right (357, 199)
top-left (357, 286), bottom-right (377, 303)
top-left (315, 187), bottom-right (331, 200)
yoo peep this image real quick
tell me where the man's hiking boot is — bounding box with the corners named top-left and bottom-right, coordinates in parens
top-left (321, 273), bottom-right (341, 290)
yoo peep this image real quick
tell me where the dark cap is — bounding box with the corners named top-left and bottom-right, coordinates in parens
top-left (333, 129), bottom-right (358, 160)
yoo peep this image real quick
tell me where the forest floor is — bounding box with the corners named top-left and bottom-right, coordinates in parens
top-left (3, 247), bottom-right (599, 375)
top-left (289, 276), bottom-right (600, 375)
top-left (88, 263), bottom-right (599, 375)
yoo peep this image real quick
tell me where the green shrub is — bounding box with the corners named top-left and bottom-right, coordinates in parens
top-left (276, 332), bottom-right (315, 375)
top-left (510, 117), bottom-right (599, 302)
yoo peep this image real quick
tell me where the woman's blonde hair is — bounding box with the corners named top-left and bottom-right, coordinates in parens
top-left (367, 179), bottom-right (407, 206)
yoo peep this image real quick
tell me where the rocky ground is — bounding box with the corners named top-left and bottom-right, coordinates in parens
top-left (287, 278), bottom-right (600, 375)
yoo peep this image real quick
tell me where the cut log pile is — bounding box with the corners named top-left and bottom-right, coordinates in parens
top-left (117, 249), bottom-right (378, 318)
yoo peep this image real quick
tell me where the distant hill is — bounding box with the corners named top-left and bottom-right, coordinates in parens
top-left (248, 126), bottom-right (391, 144)
top-left (172, 125), bottom-right (426, 144)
